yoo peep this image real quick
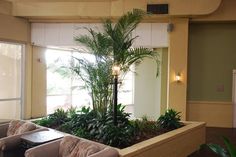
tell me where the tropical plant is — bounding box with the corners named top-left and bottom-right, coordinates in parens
top-left (131, 116), bottom-right (159, 137)
top-left (70, 9), bottom-right (159, 116)
top-left (34, 107), bottom-right (183, 148)
top-left (34, 117), bottom-right (54, 127)
top-left (34, 108), bottom-right (68, 128)
top-left (157, 109), bottom-right (182, 130)
top-left (94, 104), bottom-right (135, 148)
top-left (203, 136), bottom-right (236, 157)
top-left (70, 104), bottom-right (135, 148)
top-left (69, 58), bottom-right (113, 114)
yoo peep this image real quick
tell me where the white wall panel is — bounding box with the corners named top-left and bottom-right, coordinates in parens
top-left (151, 23), bottom-right (168, 47)
top-left (31, 23), bottom-right (45, 46)
top-left (134, 23), bottom-right (152, 47)
top-left (73, 24), bottom-right (90, 39)
top-left (44, 24), bottom-right (60, 46)
top-left (31, 23), bottom-right (168, 48)
top-left (59, 23), bottom-right (74, 46)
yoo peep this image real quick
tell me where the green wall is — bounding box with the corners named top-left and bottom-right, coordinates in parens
top-left (188, 23), bottom-right (236, 101)
top-left (160, 48), bottom-right (168, 114)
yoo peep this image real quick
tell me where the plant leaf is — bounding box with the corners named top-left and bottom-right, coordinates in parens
top-left (206, 143), bottom-right (229, 157)
top-left (223, 136), bottom-right (236, 157)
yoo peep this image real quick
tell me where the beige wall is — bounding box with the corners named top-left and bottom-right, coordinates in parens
top-left (31, 46), bottom-right (47, 118)
top-left (168, 18), bottom-right (189, 120)
top-left (0, 0), bottom-right (12, 15)
top-left (188, 101), bottom-right (232, 128)
top-left (193, 0), bottom-right (236, 22)
top-left (11, 0), bottom-right (221, 21)
top-left (0, 13), bottom-right (30, 43)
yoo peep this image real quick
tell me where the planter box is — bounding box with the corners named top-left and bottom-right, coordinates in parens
top-left (118, 121), bottom-right (206, 157)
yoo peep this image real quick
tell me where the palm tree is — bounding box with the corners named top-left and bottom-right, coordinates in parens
top-left (72, 9), bottom-right (159, 120)
top-left (102, 9), bottom-right (158, 74)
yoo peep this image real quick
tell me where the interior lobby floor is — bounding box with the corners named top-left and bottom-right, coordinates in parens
top-left (189, 127), bottom-right (236, 157)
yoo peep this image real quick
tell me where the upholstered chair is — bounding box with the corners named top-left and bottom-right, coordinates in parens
top-left (25, 135), bottom-right (119, 157)
top-left (0, 120), bottom-right (47, 151)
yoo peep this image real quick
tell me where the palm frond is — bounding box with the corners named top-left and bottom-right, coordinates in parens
top-left (75, 28), bottom-right (112, 58)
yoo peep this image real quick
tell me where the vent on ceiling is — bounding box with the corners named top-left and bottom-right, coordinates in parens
top-left (147, 4), bottom-right (169, 14)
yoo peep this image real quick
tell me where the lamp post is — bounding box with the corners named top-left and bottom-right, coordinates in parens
top-left (112, 65), bottom-right (120, 126)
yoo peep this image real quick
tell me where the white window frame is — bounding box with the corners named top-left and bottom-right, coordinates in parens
top-left (0, 41), bottom-right (25, 119)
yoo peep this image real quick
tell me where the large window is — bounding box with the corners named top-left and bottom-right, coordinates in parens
top-left (0, 42), bottom-right (24, 119)
top-left (46, 48), bottom-right (134, 114)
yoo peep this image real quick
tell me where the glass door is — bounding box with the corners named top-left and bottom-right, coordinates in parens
top-left (0, 42), bottom-right (24, 119)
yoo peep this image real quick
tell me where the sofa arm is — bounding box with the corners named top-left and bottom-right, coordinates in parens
top-left (0, 126), bottom-right (48, 151)
top-left (25, 139), bottom-right (61, 157)
top-left (0, 134), bottom-right (22, 151)
top-left (89, 147), bottom-right (119, 157)
top-left (0, 124), bottom-right (9, 138)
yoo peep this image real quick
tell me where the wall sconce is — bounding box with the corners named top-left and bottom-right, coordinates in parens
top-left (175, 72), bottom-right (181, 83)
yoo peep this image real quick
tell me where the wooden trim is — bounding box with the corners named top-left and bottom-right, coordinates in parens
top-left (187, 101), bottom-right (232, 105)
top-left (28, 16), bottom-right (169, 23)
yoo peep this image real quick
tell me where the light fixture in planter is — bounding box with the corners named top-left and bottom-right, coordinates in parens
top-left (112, 64), bottom-right (121, 126)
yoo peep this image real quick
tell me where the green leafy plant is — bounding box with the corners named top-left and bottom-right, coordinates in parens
top-left (157, 109), bottom-right (182, 130)
top-left (59, 9), bottom-right (159, 117)
top-left (97, 123), bottom-right (135, 148)
top-left (73, 104), bottom-right (135, 148)
top-left (48, 108), bottom-right (68, 126)
top-left (131, 117), bottom-right (159, 137)
top-left (34, 109), bottom-right (68, 128)
top-left (67, 107), bottom-right (77, 119)
top-left (203, 136), bottom-right (236, 157)
top-left (34, 117), bottom-right (54, 127)
top-left (94, 104), bottom-right (135, 148)
top-left (34, 107), bottom-right (183, 148)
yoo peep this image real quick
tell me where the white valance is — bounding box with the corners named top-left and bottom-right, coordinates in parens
top-left (31, 23), bottom-right (168, 48)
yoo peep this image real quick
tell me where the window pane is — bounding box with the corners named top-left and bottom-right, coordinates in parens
top-left (46, 48), bottom-right (134, 115)
top-left (47, 95), bottom-right (72, 114)
top-left (0, 100), bottom-right (21, 119)
top-left (0, 42), bottom-right (22, 119)
top-left (46, 49), bottom-right (71, 95)
top-left (0, 43), bottom-right (22, 99)
top-left (72, 93), bottom-right (92, 108)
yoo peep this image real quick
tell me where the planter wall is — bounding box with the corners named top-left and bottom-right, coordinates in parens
top-left (118, 121), bottom-right (206, 157)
